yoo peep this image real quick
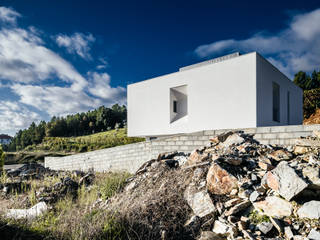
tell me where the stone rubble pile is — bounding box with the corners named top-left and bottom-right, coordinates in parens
top-left (122, 130), bottom-right (320, 240)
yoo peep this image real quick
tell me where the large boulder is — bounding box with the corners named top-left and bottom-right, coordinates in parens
top-left (297, 201), bottom-right (320, 219)
top-left (253, 196), bottom-right (292, 218)
top-left (206, 162), bottom-right (238, 195)
top-left (184, 187), bottom-right (216, 218)
top-left (185, 150), bottom-right (209, 166)
top-left (266, 161), bottom-right (308, 201)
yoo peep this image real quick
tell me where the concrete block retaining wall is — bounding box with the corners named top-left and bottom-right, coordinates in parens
top-left (45, 124), bottom-right (320, 173)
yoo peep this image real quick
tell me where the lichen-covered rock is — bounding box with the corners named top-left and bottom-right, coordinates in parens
top-left (297, 201), bottom-right (320, 219)
top-left (253, 196), bottom-right (292, 218)
top-left (206, 162), bottom-right (238, 195)
top-left (266, 161), bottom-right (308, 201)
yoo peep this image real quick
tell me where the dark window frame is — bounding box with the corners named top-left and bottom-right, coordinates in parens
top-left (272, 82), bottom-right (280, 122)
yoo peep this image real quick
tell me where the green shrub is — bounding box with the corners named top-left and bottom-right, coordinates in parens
top-left (0, 145), bottom-right (5, 172)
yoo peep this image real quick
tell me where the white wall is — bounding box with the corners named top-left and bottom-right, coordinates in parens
top-left (128, 52), bottom-right (257, 137)
top-left (256, 53), bottom-right (303, 126)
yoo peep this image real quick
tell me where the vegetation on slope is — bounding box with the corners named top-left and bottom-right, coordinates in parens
top-left (5, 104), bottom-right (127, 152)
top-left (23, 128), bottom-right (144, 153)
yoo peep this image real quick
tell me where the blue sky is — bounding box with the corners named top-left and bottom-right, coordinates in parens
top-left (0, 0), bottom-right (319, 135)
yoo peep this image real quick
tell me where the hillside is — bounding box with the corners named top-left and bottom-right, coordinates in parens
top-left (5, 128), bottom-right (144, 164)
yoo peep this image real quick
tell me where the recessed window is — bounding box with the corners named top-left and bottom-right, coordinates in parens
top-left (273, 82), bottom-right (280, 122)
top-left (170, 85), bottom-right (188, 123)
top-left (173, 100), bottom-right (177, 113)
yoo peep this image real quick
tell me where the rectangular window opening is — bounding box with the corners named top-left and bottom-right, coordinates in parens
top-left (273, 82), bottom-right (280, 122)
top-left (173, 100), bottom-right (177, 113)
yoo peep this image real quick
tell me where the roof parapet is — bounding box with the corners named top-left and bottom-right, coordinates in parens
top-left (179, 52), bottom-right (241, 71)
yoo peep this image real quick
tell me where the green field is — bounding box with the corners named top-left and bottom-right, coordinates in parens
top-left (23, 128), bottom-right (144, 153)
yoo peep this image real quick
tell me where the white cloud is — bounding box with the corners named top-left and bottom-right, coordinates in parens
top-left (0, 28), bottom-right (87, 91)
top-left (0, 101), bottom-right (40, 135)
top-left (194, 8), bottom-right (320, 78)
top-left (0, 6), bottom-right (20, 24)
top-left (87, 72), bottom-right (126, 102)
top-left (0, 7), bottom-right (126, 135)
top-left (55, 32), bottom-right (95, 60)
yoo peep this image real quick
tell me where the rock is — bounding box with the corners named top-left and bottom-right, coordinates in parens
top-left (210, 131), bottom-right (233, 144)
top-left (220, 133), bottom-right (244, 148)
top-left (199, 231), bottom-right (223, 240)
top-left (185, 150), bottom-right (209, 166)
top-left (212, 220), bottom-right (229, 235)
top-left (249, 191), bottom-right (260, 202)
top-left (266, 161), bottom-right (308, 201)
top-left (294, 146), bottom-right (310, 155)
top-left (225, 200), bottom-right (251, 216)
top-left (206, 162), bottom-right (238, 195)
top-left (284, 226), bottom-right (294, 240)
top-left (308, 229), bottom-right (320, 240)
top-left (6, 202), bottom-right (47, 220)
top-left (224, 198), bottom-right (242, 208)
top-left (184, 188), bottom-right (216, 218)
top-left (297, 201), bottom-right (320, 219)
top-left (302, 166), bottom-right (320, 188)
top-left (268, 149), bottom-right (293, 161)
top-left (258, 157), bottom-right (274, 171)
top-left (253, 196), bottom-right (292, 218)
top-left (257, 222), bottom-right (273, 235)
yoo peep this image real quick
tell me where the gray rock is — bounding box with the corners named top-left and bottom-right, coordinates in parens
top-left (266, 161), bottom-right (308, 201)
top-left (257, 222), bottom-right (273, 234)
top-left (253, 196), bottom-right (292, 218)
top-left (249, 191), bottom-right (260, 202)
top-left (6, 201), bottom-right (47, 220)
top-left (308, 229), bottom-right (320, 240)
top-left (184, 187), bottom-right (216, 218)
top-left (297, 201), bottom-right (320, 219)
top-left (220, 133), bottom-right (244, 148)
top-left (284, 226), bottom-right (294, 240)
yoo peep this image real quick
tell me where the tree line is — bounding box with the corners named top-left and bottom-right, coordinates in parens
top-left (294, 70), bottom-right (320, 90)
top-left (4, 104), bottom-right (127, 151)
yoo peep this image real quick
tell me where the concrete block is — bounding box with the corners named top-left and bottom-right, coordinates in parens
top-left (204, 130), bottom-right (215, 136)
top-left (243, 128), bottom-right (256, 134)
top-left (262, 133), bottom-right (278, 139)
top-left (256, 127), bottom-right (271, 133)
top-left (285, 125), bottom-right (305, 132)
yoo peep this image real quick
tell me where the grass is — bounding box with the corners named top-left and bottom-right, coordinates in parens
top-left (0, 171), bottom-right (132, 240)
top-left (23, 128), bottom-right (144, 153)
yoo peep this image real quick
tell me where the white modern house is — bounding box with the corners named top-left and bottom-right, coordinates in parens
top-left (127, 52), bottom-right (303, 137)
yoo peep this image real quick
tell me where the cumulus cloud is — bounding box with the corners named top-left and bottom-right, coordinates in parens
top-left (0, 101), bottom-right (40, 135)
top-left (194, 8), bottom-right (320, 78)
top-left (55, 32), bottom-right (95, 60)
top-left (88, 72), bottom-right (126, 102)
top-left (0, 6), bottom-right (20, 24)
top-left (0, 7), bottom-right (126, 135)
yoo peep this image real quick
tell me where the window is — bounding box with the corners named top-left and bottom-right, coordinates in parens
top-left (173, 100), bottom-right (177, 113)
top-left (273, 82), bottom-right (280, 122)
top-left (287, 91), bottom-right (290, 125)
top-left (170, 85), bottom-right (188, 123)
